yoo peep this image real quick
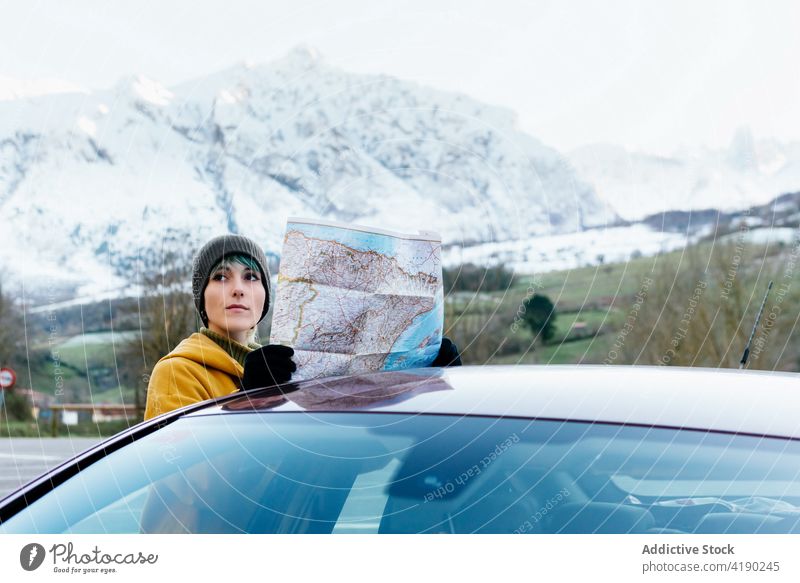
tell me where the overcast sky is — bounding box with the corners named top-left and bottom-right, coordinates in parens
top-left (1, 0), bottom-right (798, 154)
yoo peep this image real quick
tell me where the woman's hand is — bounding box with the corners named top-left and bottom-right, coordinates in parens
top-left (242, 345), bottom-right (297, 390)
top-left (431, 337), bottom-right (462, 367)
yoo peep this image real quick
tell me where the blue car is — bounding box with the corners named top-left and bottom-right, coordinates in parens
top-left (1, 365), bottom-right (799, 534)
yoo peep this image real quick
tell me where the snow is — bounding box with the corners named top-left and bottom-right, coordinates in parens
top-left (76, 116), bottom-right (96, 136)
top-left (0, 46), bottom-right (793, 303)
top-left (0, 75), bottom-right (88, 101)
top-left (129, 74), bottom-right (173, 106)
top-left (218, 89), bottom-right (239, 104)
top-left (5, 45), bottom-right (604, 296)
top-left (772, 199), bottom-right (798, 214)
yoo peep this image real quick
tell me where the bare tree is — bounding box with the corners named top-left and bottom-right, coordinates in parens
top-left (0, 274), bottom-right (32, 421)
top-left (618, 240), bottom-right (795, 369)
top-left (0, 275), bottom-right (25, 370)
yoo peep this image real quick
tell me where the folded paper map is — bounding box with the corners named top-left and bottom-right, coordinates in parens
top-left (270, 217), bottom-right (444, 381)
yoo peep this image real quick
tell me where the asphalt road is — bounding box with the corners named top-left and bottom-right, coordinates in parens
top-left (0, 438), bottom-right (102, 499)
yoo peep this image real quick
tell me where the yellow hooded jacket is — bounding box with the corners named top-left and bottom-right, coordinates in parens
top-left (144, 333), bottom-right (243, 420)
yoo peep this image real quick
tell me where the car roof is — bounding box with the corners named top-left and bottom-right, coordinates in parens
top-left (188, 365), bottom-right (800, 438)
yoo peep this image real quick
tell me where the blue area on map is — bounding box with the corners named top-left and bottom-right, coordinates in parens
top-left (382, 294), bottom-right (444, 370)
top-left (289, 222), bottom-right (400, 258)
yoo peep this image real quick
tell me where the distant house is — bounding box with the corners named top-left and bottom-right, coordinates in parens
top-left (48, 403), bottom-right (137, 426)
top-left (568, 321), bottom-right (596, 341)
top-left (14, 388), bottom-right (53, 420)
top-left (15, 386), bottom-right (137, 427)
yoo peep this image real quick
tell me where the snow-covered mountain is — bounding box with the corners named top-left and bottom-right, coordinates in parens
top-left (0, 45), bottom-right (611, 299)
top-left (0, 75), bottom-right (87, 101)
top-left (570, 129), bottom-right (800, 221)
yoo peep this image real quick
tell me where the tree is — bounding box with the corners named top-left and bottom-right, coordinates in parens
top-left (119, 231), bottom-right (199, 419)
top-left (443, 263), bottom-right (515, 293)
top-left (521, 294), bottom-right (557, 344)
top-left (2, 391), bottom-right (33, 422)
top-left (0, 275), bottom-right (32, 422)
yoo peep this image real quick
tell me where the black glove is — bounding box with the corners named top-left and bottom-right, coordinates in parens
top-left (431, 337), bottom-right (462, 367)
top-left (242, 345), bottom-right (297, 390)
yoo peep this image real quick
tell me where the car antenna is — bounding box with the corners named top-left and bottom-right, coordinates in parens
top-left (739, 280), bottom-right (773, 370)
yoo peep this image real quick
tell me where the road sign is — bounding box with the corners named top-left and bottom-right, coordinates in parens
top-left (0, 367), bottom-right (16, 390)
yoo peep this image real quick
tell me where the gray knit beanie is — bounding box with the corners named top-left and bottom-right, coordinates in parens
top-left (192, 234), bottom-right (271, 326)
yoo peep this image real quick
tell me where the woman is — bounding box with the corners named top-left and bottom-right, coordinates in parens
top-left (145, 233), bottom-right (461, 420)
top-left (144, 234), bottom-right (295, 420)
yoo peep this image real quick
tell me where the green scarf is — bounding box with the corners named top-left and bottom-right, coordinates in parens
top-left (200, 327), bottom-right (261, 368)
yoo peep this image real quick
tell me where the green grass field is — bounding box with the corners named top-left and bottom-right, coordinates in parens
top-left (457, 238), bottom-right (798, 370)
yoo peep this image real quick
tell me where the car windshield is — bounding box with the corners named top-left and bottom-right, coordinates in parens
top-left (3, 412), bottom-right (800, 534)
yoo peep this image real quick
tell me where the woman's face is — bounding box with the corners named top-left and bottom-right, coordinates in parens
top-left (203, 259), bottom-right (265, 344)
